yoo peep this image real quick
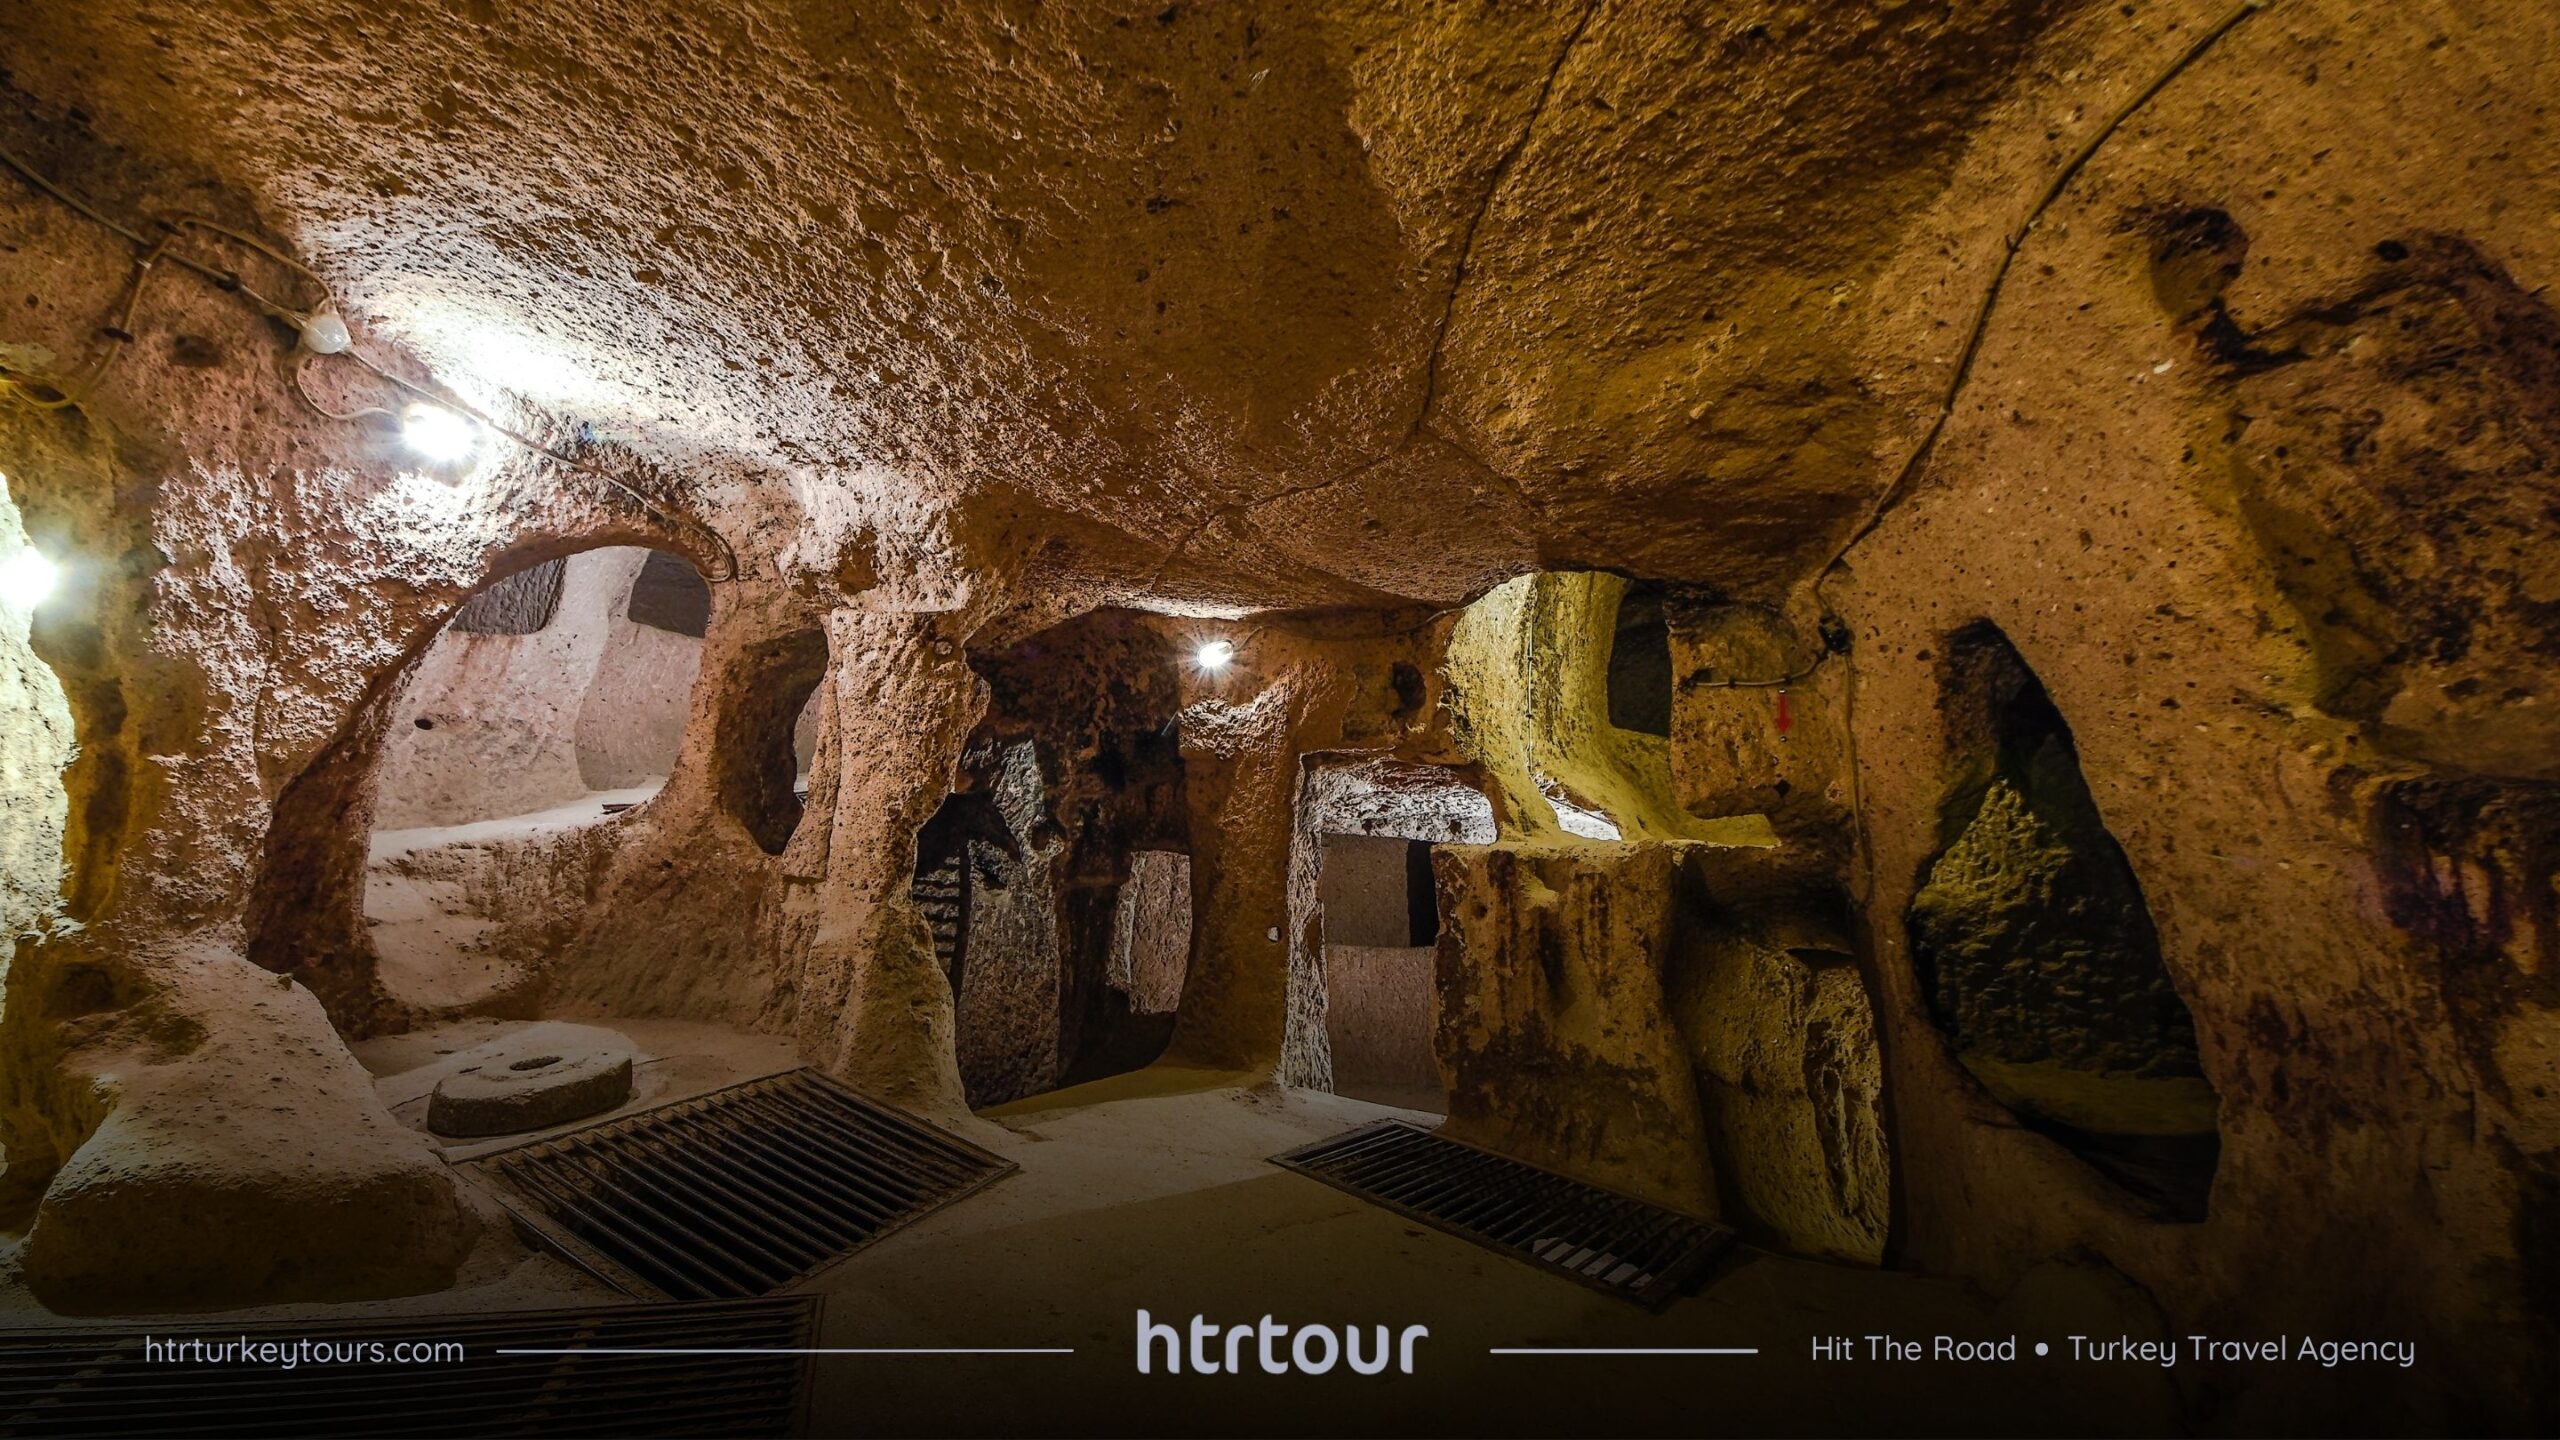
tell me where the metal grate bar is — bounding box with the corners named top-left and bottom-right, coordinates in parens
top-left (631, 1127), bottom-right (845, 1258)
top-left (797, 1080), bottom-right (995, 1176)
top-left (724, 1096), bottom-right (940, 1215)
top-left (566, 1132), bottom-right (803, 1288)
top-left (723, 1089), bottom-right (939, 1198)
top-left (1272, 1120), bottom-right (1735, 1309)
top-left (0, 1296), bottom-right (818, 1437)
top-left (617, 1131), bottom-right (823, 1273)
top-left (464, 1068), bottom-right (1014, 1302)
top-left (495, 1149), bottom-right (740, 1298)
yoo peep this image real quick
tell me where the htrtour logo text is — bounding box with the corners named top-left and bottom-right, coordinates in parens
top-left (1137, 1311), bottom-right (1429, 1375)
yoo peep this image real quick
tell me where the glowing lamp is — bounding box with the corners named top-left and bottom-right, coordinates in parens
top-left (0, 546), bottom-right (57, 612)
top-left (401, 402), bottom-right (480, 464)
top-left (1195, 639), bottom-right (1235, 672)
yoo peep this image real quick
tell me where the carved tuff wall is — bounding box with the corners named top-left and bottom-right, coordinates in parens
top-left (0, 2), bottom-right (2553, 1429)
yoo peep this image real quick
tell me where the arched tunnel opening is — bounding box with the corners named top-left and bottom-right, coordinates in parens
top-left (712, 625), bottom-right (827, 856)
top-left (358, 546), bottom-right (715, 1019)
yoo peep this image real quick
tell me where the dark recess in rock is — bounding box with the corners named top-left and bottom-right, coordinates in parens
top-left (625, 548), bottom-right (710, 637)
top-left (1907, 621), bottom-right (2219, 1220)
top-left (1607, 580), bottom-right (1674, 738)
top-left (448, 557), bottom-right (567, 636)
top-left (715, 627), bottom-right (827, 855)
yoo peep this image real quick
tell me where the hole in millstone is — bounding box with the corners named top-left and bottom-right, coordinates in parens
top-left (509, 1055), bottom-right (564, 1072)
top-left (1906, 621), bottom-right (2222, 1221)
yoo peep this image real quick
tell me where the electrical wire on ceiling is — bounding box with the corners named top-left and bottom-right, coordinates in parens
top-left (1165, 3), bottom-right (2276, 693)
top-left (0, 139), bottom-right (739, 581)
top-left (1819, 0), bottom-right (2274, 575)
top-left (1695, 0), bottom-right (2277, 692)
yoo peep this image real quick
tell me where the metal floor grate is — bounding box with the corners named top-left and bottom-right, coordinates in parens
top-left (0, 1296), bottom-right (817, 1437)
top-left (463, 1068), bottom-right (1014, 1301)
top-left (1273, 1119), bottom-right (1735, 1309)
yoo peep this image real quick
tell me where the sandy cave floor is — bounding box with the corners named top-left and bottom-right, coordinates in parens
top-left (794, 1073), bottom-right (2150, 1437)
top-left (3, 1031), bottom-right (2161, 1436)
top-left (364, 784), bottom-right (668, 1014)
top-left (365, 785), bottom-right (670, 865)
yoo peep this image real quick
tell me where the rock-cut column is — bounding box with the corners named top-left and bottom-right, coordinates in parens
top-left (1432, 839), bottom-right (1720, 1216)
top-left (790, 610), bottom-right (983, 1113)
top-left (1164, 685), bottom-right (1304, 1076)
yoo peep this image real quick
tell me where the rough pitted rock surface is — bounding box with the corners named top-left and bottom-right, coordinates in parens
top-left (1670, 917), bottom-right (1889, 1265)
top-left (0, 0), bottom-right (2090, 613)
top-left (1906, 624), bottom-right (2211, 1128)
top-left (1911, 775), bottom-right (2201, 1082)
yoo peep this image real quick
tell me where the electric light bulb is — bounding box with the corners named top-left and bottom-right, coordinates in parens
top-left (0, 546), bottom-right (58, 611)
top-left (1196, 639), bottom-right (1235, 672)
top-left (401, 402), bottom-right (479, 464)
top-left (299, 308), bottom-right (352, 356)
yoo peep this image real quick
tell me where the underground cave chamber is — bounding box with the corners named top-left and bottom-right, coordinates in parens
top-left (2, 4), bottom-right (2557, 1434)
